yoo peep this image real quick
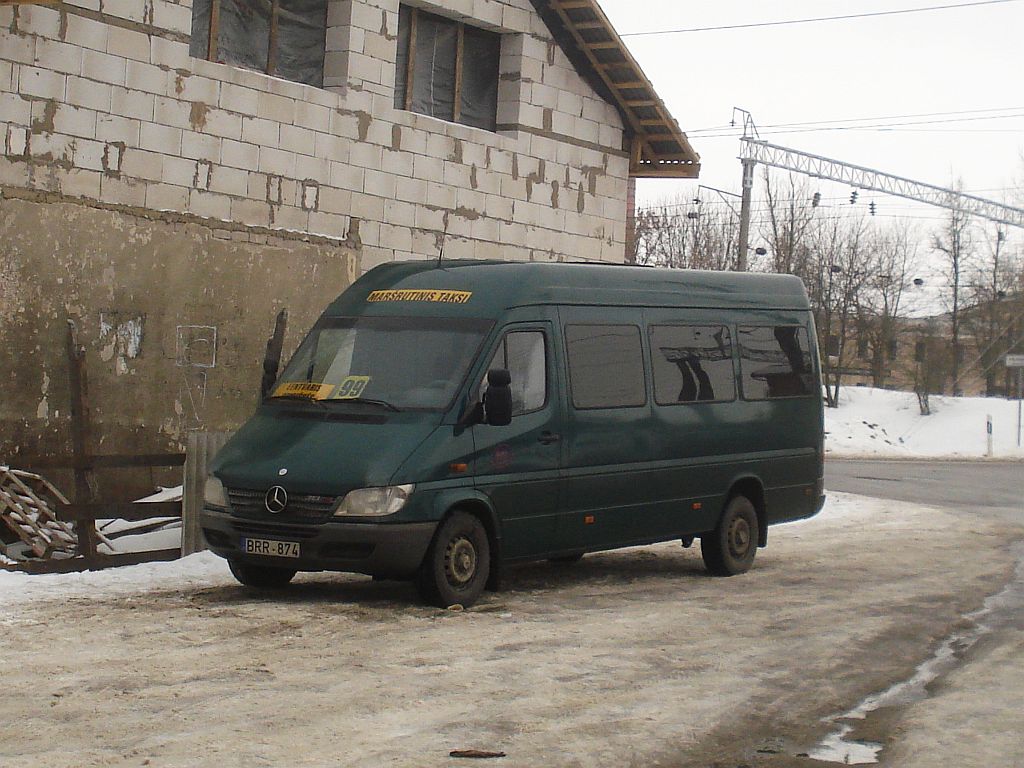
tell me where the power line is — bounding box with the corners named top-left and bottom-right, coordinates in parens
top-left (741, 106), bottom-right (1024, 130)
top-left (620, 0), bottom-right (1022, 37)
top-left (688, 110), bottom-right (1024, 137)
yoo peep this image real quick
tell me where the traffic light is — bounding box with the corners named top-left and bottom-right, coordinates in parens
top-left (850, 190), bottom-right (859, 204)
top-left (812, 192), bottom-right (821, 207)
top-left (869, 201), bottom-right (876, 216)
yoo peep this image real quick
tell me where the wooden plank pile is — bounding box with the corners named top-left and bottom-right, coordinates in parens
top-left (0, 466), bottom-right (111, 561)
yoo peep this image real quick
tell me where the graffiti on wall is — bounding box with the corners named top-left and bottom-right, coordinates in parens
top-left (99, 312), bottom-right (145, 376)
top-left (175, 325), bottom-right (217, 433)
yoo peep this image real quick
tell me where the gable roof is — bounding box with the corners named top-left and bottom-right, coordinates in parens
top-left (530, 0), bottom-right (700, 179)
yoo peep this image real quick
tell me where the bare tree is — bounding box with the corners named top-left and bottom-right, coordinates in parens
top-left (634, 199), bottom-right (689, 268)
top-left (762, 170), bottom-right (818, 281)
top-left (856, 222), bottom-right (919, 388)
top-left (964, 225), bottom-right (1021, 395)
top-left (812, 215), bottom-right (875, 407)
top-left (909, 319), bottom-right (953, 415)
top-left (635, 196), bottom-right (739, 271)
top-left (931, 180), bottom-right (975, 395)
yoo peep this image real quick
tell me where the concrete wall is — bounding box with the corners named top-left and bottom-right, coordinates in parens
top-left (0, 192), bottom-right (356, 461)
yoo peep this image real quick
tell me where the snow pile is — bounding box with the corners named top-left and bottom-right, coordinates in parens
top-left (0, 550), bottom-right (232, 611)
top-left (133, 485), bottom-right (183, 503)
top-left (826, 387), bottom-right (1024, 459)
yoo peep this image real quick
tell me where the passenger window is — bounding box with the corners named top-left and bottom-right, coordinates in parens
top-left (650, 325), bottom-right (735, 405)
top-left (738, 326), bottom-right (815, 400)
top-left (484, 331), bottom-right (547, 416)
top-left (566, 325), bottom-right (646, 409)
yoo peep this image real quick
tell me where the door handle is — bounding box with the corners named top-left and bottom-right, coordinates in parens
top-left (538, 431), bottom-right (561, 445)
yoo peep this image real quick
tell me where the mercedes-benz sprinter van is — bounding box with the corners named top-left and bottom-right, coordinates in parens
top-left (201, 260), bottom-right (825, 607)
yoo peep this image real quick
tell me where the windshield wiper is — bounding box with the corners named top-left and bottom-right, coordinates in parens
top-left (332, 397), bottom-right (402, 412)
top-left (266, 394), bottom-right (328, 410)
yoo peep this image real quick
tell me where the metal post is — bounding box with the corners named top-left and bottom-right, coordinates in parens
top-left (66, 320), bottom-right (99, 561)
top-left (736, 158), bottom-right (755, 272)
top-left (986, 414), bottom-right (993, 458)
top-left (1018, 368), bottom-right (1022, 448)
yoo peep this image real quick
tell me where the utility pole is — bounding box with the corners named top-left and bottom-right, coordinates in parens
top-left (733, 108), bottom-right (759, 272)
top-left (737, 158), bottom-right (755, 272)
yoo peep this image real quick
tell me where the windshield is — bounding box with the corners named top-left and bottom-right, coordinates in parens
top-left (270, 316), bottom-right (492, 411)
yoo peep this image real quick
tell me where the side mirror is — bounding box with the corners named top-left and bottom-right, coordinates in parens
top-left (483, 369), bottom-right (513, 427)
top-left (260, 309), bottom-right (288, 400)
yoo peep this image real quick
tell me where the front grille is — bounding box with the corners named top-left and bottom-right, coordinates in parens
top-left (227, 488), bottom-right (338, 521)
top-left (230, 519), bottom-right (322, 541)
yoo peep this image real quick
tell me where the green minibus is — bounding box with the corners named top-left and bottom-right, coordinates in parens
top-left (201, 260), bottom-right (825, 607)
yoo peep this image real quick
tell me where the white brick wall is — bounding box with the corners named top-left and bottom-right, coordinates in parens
top-left (1, 0), bottom-right (630, 265)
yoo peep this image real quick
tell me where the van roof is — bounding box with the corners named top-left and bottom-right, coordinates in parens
top-left (327, 260), bottom-right (811, 318)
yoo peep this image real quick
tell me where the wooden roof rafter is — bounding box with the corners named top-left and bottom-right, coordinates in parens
top-left (531, 0), bottom-right (700, 179)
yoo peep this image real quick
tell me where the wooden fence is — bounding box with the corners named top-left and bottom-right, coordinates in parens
top-left (1, 321), bottom-right (185, 574)
top-left (2, 312), bottom-right (269, 573)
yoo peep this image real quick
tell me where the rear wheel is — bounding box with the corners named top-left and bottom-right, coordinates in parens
top-left (228, 559), bottom-right (297, 588)
top-left (418, 512), bottom-right (490, 608)
top-left (701, 494), bottom-right (758, 576)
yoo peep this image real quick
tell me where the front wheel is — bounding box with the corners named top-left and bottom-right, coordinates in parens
top-left (418, 512), bottom-right (490, 608)
top-left (228, 559), bottom-right (297, 588)
top-left (701, 495), bottom-right (758, 576)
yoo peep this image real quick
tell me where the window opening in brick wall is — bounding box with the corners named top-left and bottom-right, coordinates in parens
top-left (887, 337), bottom-right (899, 361)
top-left (395, 5), bottom-right (500, 132)
top-left (190, 0), bottom-right (327, 88)
top-left (856, 334), bottom-right (869, 360)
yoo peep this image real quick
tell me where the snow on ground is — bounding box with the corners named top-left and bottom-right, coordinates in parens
top-left (0, 549), bottom-right (232, 611)
top-left (0, 492), bottom-right (875, 611)
top-left (826, 386), bottom-right (1024, 459)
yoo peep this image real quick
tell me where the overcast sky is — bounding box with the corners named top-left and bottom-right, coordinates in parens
top-left (599, 0), bottom-right (1024, 248)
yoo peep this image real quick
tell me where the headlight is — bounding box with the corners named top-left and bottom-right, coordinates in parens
top-left (204, 475), bottom-right (229, 508)
top-left (334, 484), bottom-right (414, 517)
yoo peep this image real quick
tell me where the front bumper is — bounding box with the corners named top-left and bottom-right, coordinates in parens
top-left (200, 506), bottom-right (437, 578)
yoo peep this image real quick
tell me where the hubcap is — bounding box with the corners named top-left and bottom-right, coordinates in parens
top-left (445, 536), bottom-right (477, 586)
top-left (727, 517), bottom-right (752, 559)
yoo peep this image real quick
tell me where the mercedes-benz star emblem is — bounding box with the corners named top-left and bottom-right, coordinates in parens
top-left (265, 485), bottom-right (288, 514)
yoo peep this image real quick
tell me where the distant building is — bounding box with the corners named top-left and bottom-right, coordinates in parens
top-left (830, 295), bottom-right (1024, 398)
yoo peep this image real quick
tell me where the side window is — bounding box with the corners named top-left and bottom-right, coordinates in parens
top-left (566, 325), bottom-right (646, 409)
top-left (484, 331), bottom-right (547, 416)
top-left (738, 326), bottom-right (815, 400)
top-left (650, 325), bottom-right (735, 405)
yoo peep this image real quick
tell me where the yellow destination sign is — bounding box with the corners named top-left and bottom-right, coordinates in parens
top-left (273, 382), bottom-right (335, 400)
top-left (367, 289), bottom-right (473, 304)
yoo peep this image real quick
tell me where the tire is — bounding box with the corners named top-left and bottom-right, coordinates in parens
top-left (228, 559), bottom-right (297, 589)
top-left (418, 512), bottom-right (490, 608)
top-left (548, 553), bottom-right (584, 564)
top-left (701, 494), bottom-right (759, 576)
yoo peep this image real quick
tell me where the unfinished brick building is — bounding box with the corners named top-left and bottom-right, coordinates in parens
top-left (0, 0), bottom-right (699, 460)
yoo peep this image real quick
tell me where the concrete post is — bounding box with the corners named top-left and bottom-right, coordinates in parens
top-left (737, 158), bottom-right (756, 272)
top-left (182, 431), bottom-right (233, 556)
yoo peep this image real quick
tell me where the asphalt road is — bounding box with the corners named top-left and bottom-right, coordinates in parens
top-left (827, 456), bottom-right (1024, 768)
top-left (825, 458), bottom-right (1023, 525)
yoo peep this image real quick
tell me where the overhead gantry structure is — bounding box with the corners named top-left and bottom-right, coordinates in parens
top-left (733, 109), bottom-right (1024, 270)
